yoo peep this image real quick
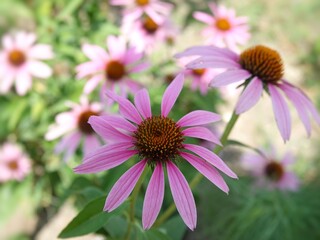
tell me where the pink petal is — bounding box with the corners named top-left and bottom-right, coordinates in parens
top-left (186, 56), bottom-right (240, 69)
top-left (210, 69), bottom-right (251, 87)
top-left (88, 116), bottom-right (133, 142)
top-left (183, 144), bottom-right (237, 178)
top-left (269, 84), bottom-right (291, 142)
top-left (28, 61), bottom-right (52, 78)
top-left (182, 127), bottom-right (221, 145)
top-left (28, 44), bottom-right (54, 59)
top-left (83, 135), bottom-right (101, 157)
top-left (167, 161), bottom-right (197, 231)
top-left (107, 36), bottom-right (126, 58)
top-left (279, 172), bottom-right (299, 191)
top-left (100, 115), bottom-right (137, 132)
top-left (82, 44), bottom-right (108, 61)
top-left (2, 34), bottom-right (14, 50)
top-left (193, 12), bottom-right (214, 24)
top-left (0, 72), bottom-right (15, 93)
top-left (83, 74), bottom-right (103, 94)
top-left (104, 160), bottom-right (147, 211)
top-left (134, 89), bottom-right (152, 119)
top-left (180, 152), bottom-right (229, 193)
top-left (57, 132), bottom-right (82, 162)
top-left (142, 163), bottom-right (165, 229)
top-left (177, 110), bottom-right (221, 127)
top-left (15, 70), bottom-right (32, 95)
top-left (74, 148), bottom-right (137, 173)
top-left (106, 90), bottom-right (142, 124)
top-left (235, 77), bottom-right (263, 114)
top-left (161, 73), bottom-right (184, 117)
top-left (129, 62), bottom-right (150, 73)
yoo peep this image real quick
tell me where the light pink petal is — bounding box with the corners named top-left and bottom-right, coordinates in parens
top-left (28, 44), bottom-right (54, 59)
top-left (180, 152), bottom-right (229, 193)
top-left (183, 144), bottom-right (237, 178)
top-left (100, 115), bottom-right (137, 132)
top-left (269, 84), bottom-right (291, 142)
top-left (193, 11), bottom-right (214, 24)
top-left (182, 127), bottom-right (221, 145)
top-left (177, 110), bottom-right (221, 127)
top-left (123, 48), bottom-right (143, 64)
top-left (134, 89), bottom-right (152, 119)
top-left (2, 34), bottom-right (14, 49)
top-left (83, 135), bottom-right (101, 156)
top-left (167, 161), bottom-right (197, 231)
top-left (88, 116), bottom-right (133, 142)
top-left (235, 77), bottom-right (263, 114)
top-left (279, 172), bottom-right (299, 191)
top-left (104, 160), bottom-right (147, 211)
top-left (186, 56), bottom-right (240, 69)
top-left (28, 61), bottom-right (52, 78)
top-left (83, 74), bottom-right (104, 94)
top-left (144, 8), bottom-right (163, 24)
top-left (107, 36), bottom-right (126, 58)
top-left (210, 69), bottom-right (251, 87)
top-left (76, 62), bottom-right (104, 79)
top-left (142, 163), bottom-right (165, 229)
top-left (54, 132), bottom-right (78, 154)
top-left (0, 72), bottom-right (15, 93)
top-left (82, 44), bottom-right (108, 61)
top-left (161, 72), bottom-right (184, 117)
top-left (129, 62), bottom-right (150, 73)
top-left (15, 70), bottom-right (32, 95)
top-left (106, 90), bottom-right (143, 124)
top-left (58, 132), bottom-right (82, 162)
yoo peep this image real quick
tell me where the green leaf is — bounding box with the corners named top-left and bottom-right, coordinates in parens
top-left (161, 216), bottom-right (187, 240)
top-left (58, 196), bottom-right (128, 238)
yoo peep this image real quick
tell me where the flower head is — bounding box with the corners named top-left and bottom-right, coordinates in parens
top-left (193, 3), bottom-right (250, 51)
top-left (0, 31), bottom-right (53, 95)
top-left (241, 147), bottom-right (299, 191)
top-left (76, 35), bottom-right (148, 96)
top-left (45, 97), bottom-right (103, 161)
top-left (176, 45), bottom-right (320, 141)
top-left (74, 73), bottom-right (237, 230)
top-left (0, 143), bottom-right (31, 182)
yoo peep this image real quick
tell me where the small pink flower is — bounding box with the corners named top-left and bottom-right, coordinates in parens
top-left (241, 147), bottom-right (299, 191)
top-left (76, 35), bottom-right (148, 97)
top-left (122, 15), bottom-right (178, 54)
top-left (45, 97), bottom-right (103, 161)
top-left (111, 0), bottom-right (173, 24)
top-left (0, 31), bottom-right (53, 95)
top-left (176, 45), bottom-right (320, 141)
top-left (74, 73), bottom-right (237, 230)
top-left (0, 143), bottom-right (31, 182)
top-left (193, 3), bottom-right (250, 51)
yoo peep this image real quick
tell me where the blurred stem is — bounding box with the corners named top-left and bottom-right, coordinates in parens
top-left (124, 168), bottom-right (148, 240)
top-left (154, 111), bottom-right (239, 227)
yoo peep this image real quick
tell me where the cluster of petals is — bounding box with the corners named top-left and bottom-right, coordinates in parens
top-left (0, 142), bottom-right (31, 182)
top-left (76, 35), bottom-right (148, 97)
top-left (175, 45), bottom-right (320, 142)
top-left (45, 97), bottom-right (103, 161)
top-left (241, 146), bottom-right (299, 191)
top-left (0, 31), bottom-right (53, 95)
top-left (74, 73), bottom-right (237, 230)
top-left (193, 3), bottom-right (250, 51)
top-left (111, 0), bottom-right (173, 24)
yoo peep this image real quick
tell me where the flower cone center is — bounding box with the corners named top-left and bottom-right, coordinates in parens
top-left (78, 110), bottom-right (98, 134)
top-left (136, 0), bottom-right (149, 6)
top-left (133, 116), bottom-right (184, 164)
top-left (8, 50), bottom-right (26, 66)
top-left (264, 161), bottom-right (284, 181)
top-left (106, 60), bottom-right (126, 81)
top-left (215, 18), bottom-right (231, 31)
top-left (192, 68), bottom-right (206, 76)
top-left (7, 160), bottom-right (19, 170)
top-left (143, 16), bottom-right (159, 34)
top-left (239, 45), bottom-right (284, 83)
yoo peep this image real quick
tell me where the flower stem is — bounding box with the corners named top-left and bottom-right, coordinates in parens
top-left (154, 111), bottom-right (239, 227)
top-left (124, 167), bottom-right (148, 240)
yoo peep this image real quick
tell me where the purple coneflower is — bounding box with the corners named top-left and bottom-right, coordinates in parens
top-left (176, 45), bottom-right (320, 141)
top-left (193, 3), bottom-right (250, 51)
top-left (0, 31), bottom-right (53, 95)
top-left (74, 73), bottom-right (237, 230)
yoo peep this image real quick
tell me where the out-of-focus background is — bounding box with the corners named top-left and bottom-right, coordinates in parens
top-left (0, 0), bottom-right (320, 239)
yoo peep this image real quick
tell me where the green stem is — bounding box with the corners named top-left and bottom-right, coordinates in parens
top-left (154, 111), bottom-right (240, 228)
top-left (124, 168), bottom-right (148, 240)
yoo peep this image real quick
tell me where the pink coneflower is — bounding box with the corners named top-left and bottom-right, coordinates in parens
top-left (176, 45), bottom-right (320, 141)
top-left (45, 97), bottom-right (103, 161)
top-left (111, 0), bottom-right (173, 24)
top-left (76, 35), bottom-right (148, 96)
top-left (241, 147), bottom-right (299, 191)
top-left (193, 3), bottom-right (250, 51)
top-left (121, 15), bottom-right (178, 54)
top-left (0, 143), bottom-right (31, 182)
top-left (0, 31), bottom-right (53, 95)
top-left (74, 73), bottom-right (237, 230)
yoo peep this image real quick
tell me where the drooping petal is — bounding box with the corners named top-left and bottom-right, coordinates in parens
top-left (28, 61), bottom-right (52, 78)
top-left (167, 161), bottom-right (197, 231)
top-left (186, 56), bottom-right (241, 69)
top-left (235, 77), bottom-right (263, 114)
top-left (269, 84), bottom-right (291, 141)
top-left (83, 135), bottom-right (100, 156)
top-left (182, 127), bottom-right (221, 145)
top-left (210, 69), bottom-right (251, 87)
top-left (15, 70), bottom-right (32, 95)
top-left (177, 110), bottom-right (221, 127)
top-left (142, 163), bottom-right (165, 229)
top-left (161, 72), bottom-right (184, 117)
top-left (83, 74), bottom-right (104, 94)
top-left (134, 89), bottom-right (152, 119)
top-left (180, 152), bottom-right (229, 193)
top-left (104, 160), bottom-right (147, 212)
top-left (183, 144), bottom-right (237, 178)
